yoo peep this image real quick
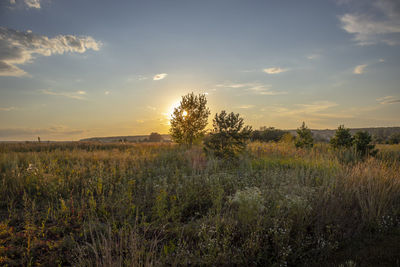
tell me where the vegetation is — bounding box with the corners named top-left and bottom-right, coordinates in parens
top-left (330, 125), bottom-right (353, 149)
top-left (353, 131), bottom-right (377, 157)
top-left (148, 132), bottom-right (163, 142)
top-left (0, 141), bottom-right (399, 266)
top-left (295, 122), bottom-right (314, 148)
top-left (204, 111), bottom-right (252, 158)
top-left (169, 93), bottom-right (210, 147)
top-left (389, 133), bottom-right (400, 144)
top-left (251, 127), bottom-right (288, 142)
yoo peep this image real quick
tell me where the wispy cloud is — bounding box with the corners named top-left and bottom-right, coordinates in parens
top-left (0, 106), bottom-right (17, 111)
top-left (104, 91), bottom-right (110, 95)
top-left (216, 82), bottom-right (286, 96)
top-left (263, 67), bottom-right (288, 74)
top-left (237, 105), bottom-right (255, 109)
top-left (40, 89), bottom-right (87, 100)
top-left (9, 0), bottom-right (43, 9)
top-left (307, 54), bottom-right (320, 60)
top-left (216, 83), bottom-right (249, 88)
top-left (153, 73), bottom-right (167, 80)
top-left (353, 64), bottom-right (367, 74)
top-left (377, 96), bottom-right (400, 104)
top-left (0, 27), bottom-right (102, 77)
top-left (24, 0), bottom-right (41, 8)
top-left (339, 0), bottom-right (400, 45)
top-left (265, 101), bottom-right (350, 120)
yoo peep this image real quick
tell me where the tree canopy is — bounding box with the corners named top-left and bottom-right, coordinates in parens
top-left (330, 125), bottom-right (353, 149)
top-left (295, 122), bottom-right (314, 148)
top-left (169, 92), bottom-right (210, 147)
top-left (204, 110), bottom-right (252, 158)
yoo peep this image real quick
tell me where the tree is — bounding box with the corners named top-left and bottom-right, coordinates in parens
top-left (170, 92), bottom-right (210, 147)
top-left (389, 133), bottom-right (400, 144)
top-left (353, 131), bottom-right (377, 157)
top-left (204, 110), bottom-right (252, 158)
top-left (149, 132), bottom-right (163, 142)
top-left (295, 122), bottom-right (313, 148)
top-left (250, 127), bottom-right (288, 142)
top-left (330, 125), bottom-right (353, 149)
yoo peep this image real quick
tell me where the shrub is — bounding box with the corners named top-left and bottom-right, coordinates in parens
top-left (353, 131), bottom-right (377, 157)
top-left (295, 122), bottom-right (313, 148)
top-left (204, 110), bottom-right (252, 158)
top-left (330, 125), bottom-right (353, 149)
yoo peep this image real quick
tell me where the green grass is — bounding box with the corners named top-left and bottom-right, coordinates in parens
top-left (0, 142), bottom-right (399, 266)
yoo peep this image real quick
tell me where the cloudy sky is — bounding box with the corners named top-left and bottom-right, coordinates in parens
top-left (0, 0), bottom-right (399, 140)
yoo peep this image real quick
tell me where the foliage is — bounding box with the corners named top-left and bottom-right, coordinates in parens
top-left (203, 110), bottom-right (252, 158)
top-left (169, 92), bottom-right (210, 147)
top-left (353, 131), bottom-right (377, 157)
top-left (330, 125), bottom-right (353, 149)
top-left (389, 133), bottom-right (400, 144)
top-left (251, 127), bottom-right (288, 142)
top-left (149, 132), bottom-right (163, 142)
top-left (0, 142), bottom-right (399, 266)
top-left (295, 122), bottom-right (314, 148)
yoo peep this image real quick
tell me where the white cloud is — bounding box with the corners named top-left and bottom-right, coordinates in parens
top-left (0, 106), bottom-right (17, 111)
top-left (0, 27), bottom-right (102, 77)
top-left (8, 0), bottom-right (43, 9)
top-left (377, 95), bottom-right (400, 104)
top-left (216, 82), bottom-right (248, 88)
top-left (216, 82), bottom-right (286, 96)
top-left (263, 101), bottom-right (353, 125)
top-left (307, 54), bottom-right (320, 60)
top-left (353, 64), bottom-right (367, 74)
top-left (104, 91), bottom-right (110, 95)
top-left (339, 0), bottom-right (400, 45)
top-left (24, 0), bottom-right (41, 8)
top-left (237, 105), bottom-right (255, 109)
top-left (263, 67), bottom-right (288, 74)
top-left (40, 89), bottom-right (87, 100)
top-left (153, 73), bottom-right (167, 80)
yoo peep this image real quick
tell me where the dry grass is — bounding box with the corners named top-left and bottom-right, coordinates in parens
top-left (0, 142), bottom-right (399, 266)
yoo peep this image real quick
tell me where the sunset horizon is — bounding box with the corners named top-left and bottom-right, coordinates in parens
top-left (1, 0), bottom-right (399, 140)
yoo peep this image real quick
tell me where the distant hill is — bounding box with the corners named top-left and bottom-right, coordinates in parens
top-left (288, 127), bottom-right (400, 142)
top-left (80, 127), bottom-right (400, 143)
top-left (80, 134), bottom-right (172, 143)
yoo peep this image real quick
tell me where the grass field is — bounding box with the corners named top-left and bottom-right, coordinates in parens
top-left (0, 142), bottom-right (399, 266)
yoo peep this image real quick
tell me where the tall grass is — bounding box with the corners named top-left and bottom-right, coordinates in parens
top-left (0, 142), bottom-right (399, 266)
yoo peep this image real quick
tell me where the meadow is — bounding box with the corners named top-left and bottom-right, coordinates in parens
top-left (0, 141), bottom-right (399, 266)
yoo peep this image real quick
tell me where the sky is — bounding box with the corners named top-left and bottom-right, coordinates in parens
top-left (0, 0), bottom-right (400, 141)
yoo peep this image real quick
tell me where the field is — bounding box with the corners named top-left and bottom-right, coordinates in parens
top-left (0, 142), bottom-right (400, 266)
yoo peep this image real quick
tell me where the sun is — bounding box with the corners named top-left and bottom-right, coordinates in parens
top-left (182, 110), bottom-right (188, 117)
top-left (165, 100), bottom-right (181, 120)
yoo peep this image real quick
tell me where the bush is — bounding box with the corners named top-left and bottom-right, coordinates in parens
top-left (251, 127), bottom-right (288, 142)
top-left (295, 122), bottom-right (314, 148)
top-left (204, 110), bottom-right (252, 158)
top-left (353, 131), bottom-right (377, 157)
top-left (330, 125), bottom-right (353, 149)
top-left (149, 132), bottom-right (163, 142)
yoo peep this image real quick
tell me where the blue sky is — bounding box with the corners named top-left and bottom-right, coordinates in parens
top-left (0, 0), bottom-right (399, 140)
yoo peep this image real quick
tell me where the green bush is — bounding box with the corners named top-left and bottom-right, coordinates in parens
top-left (204, 110), bottom-right (252, 158)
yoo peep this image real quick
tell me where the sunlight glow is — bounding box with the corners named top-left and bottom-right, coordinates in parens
top-left (165, 100), bottom-right (181, 121)
top-left (182, 110), bottom-right (188, 117)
